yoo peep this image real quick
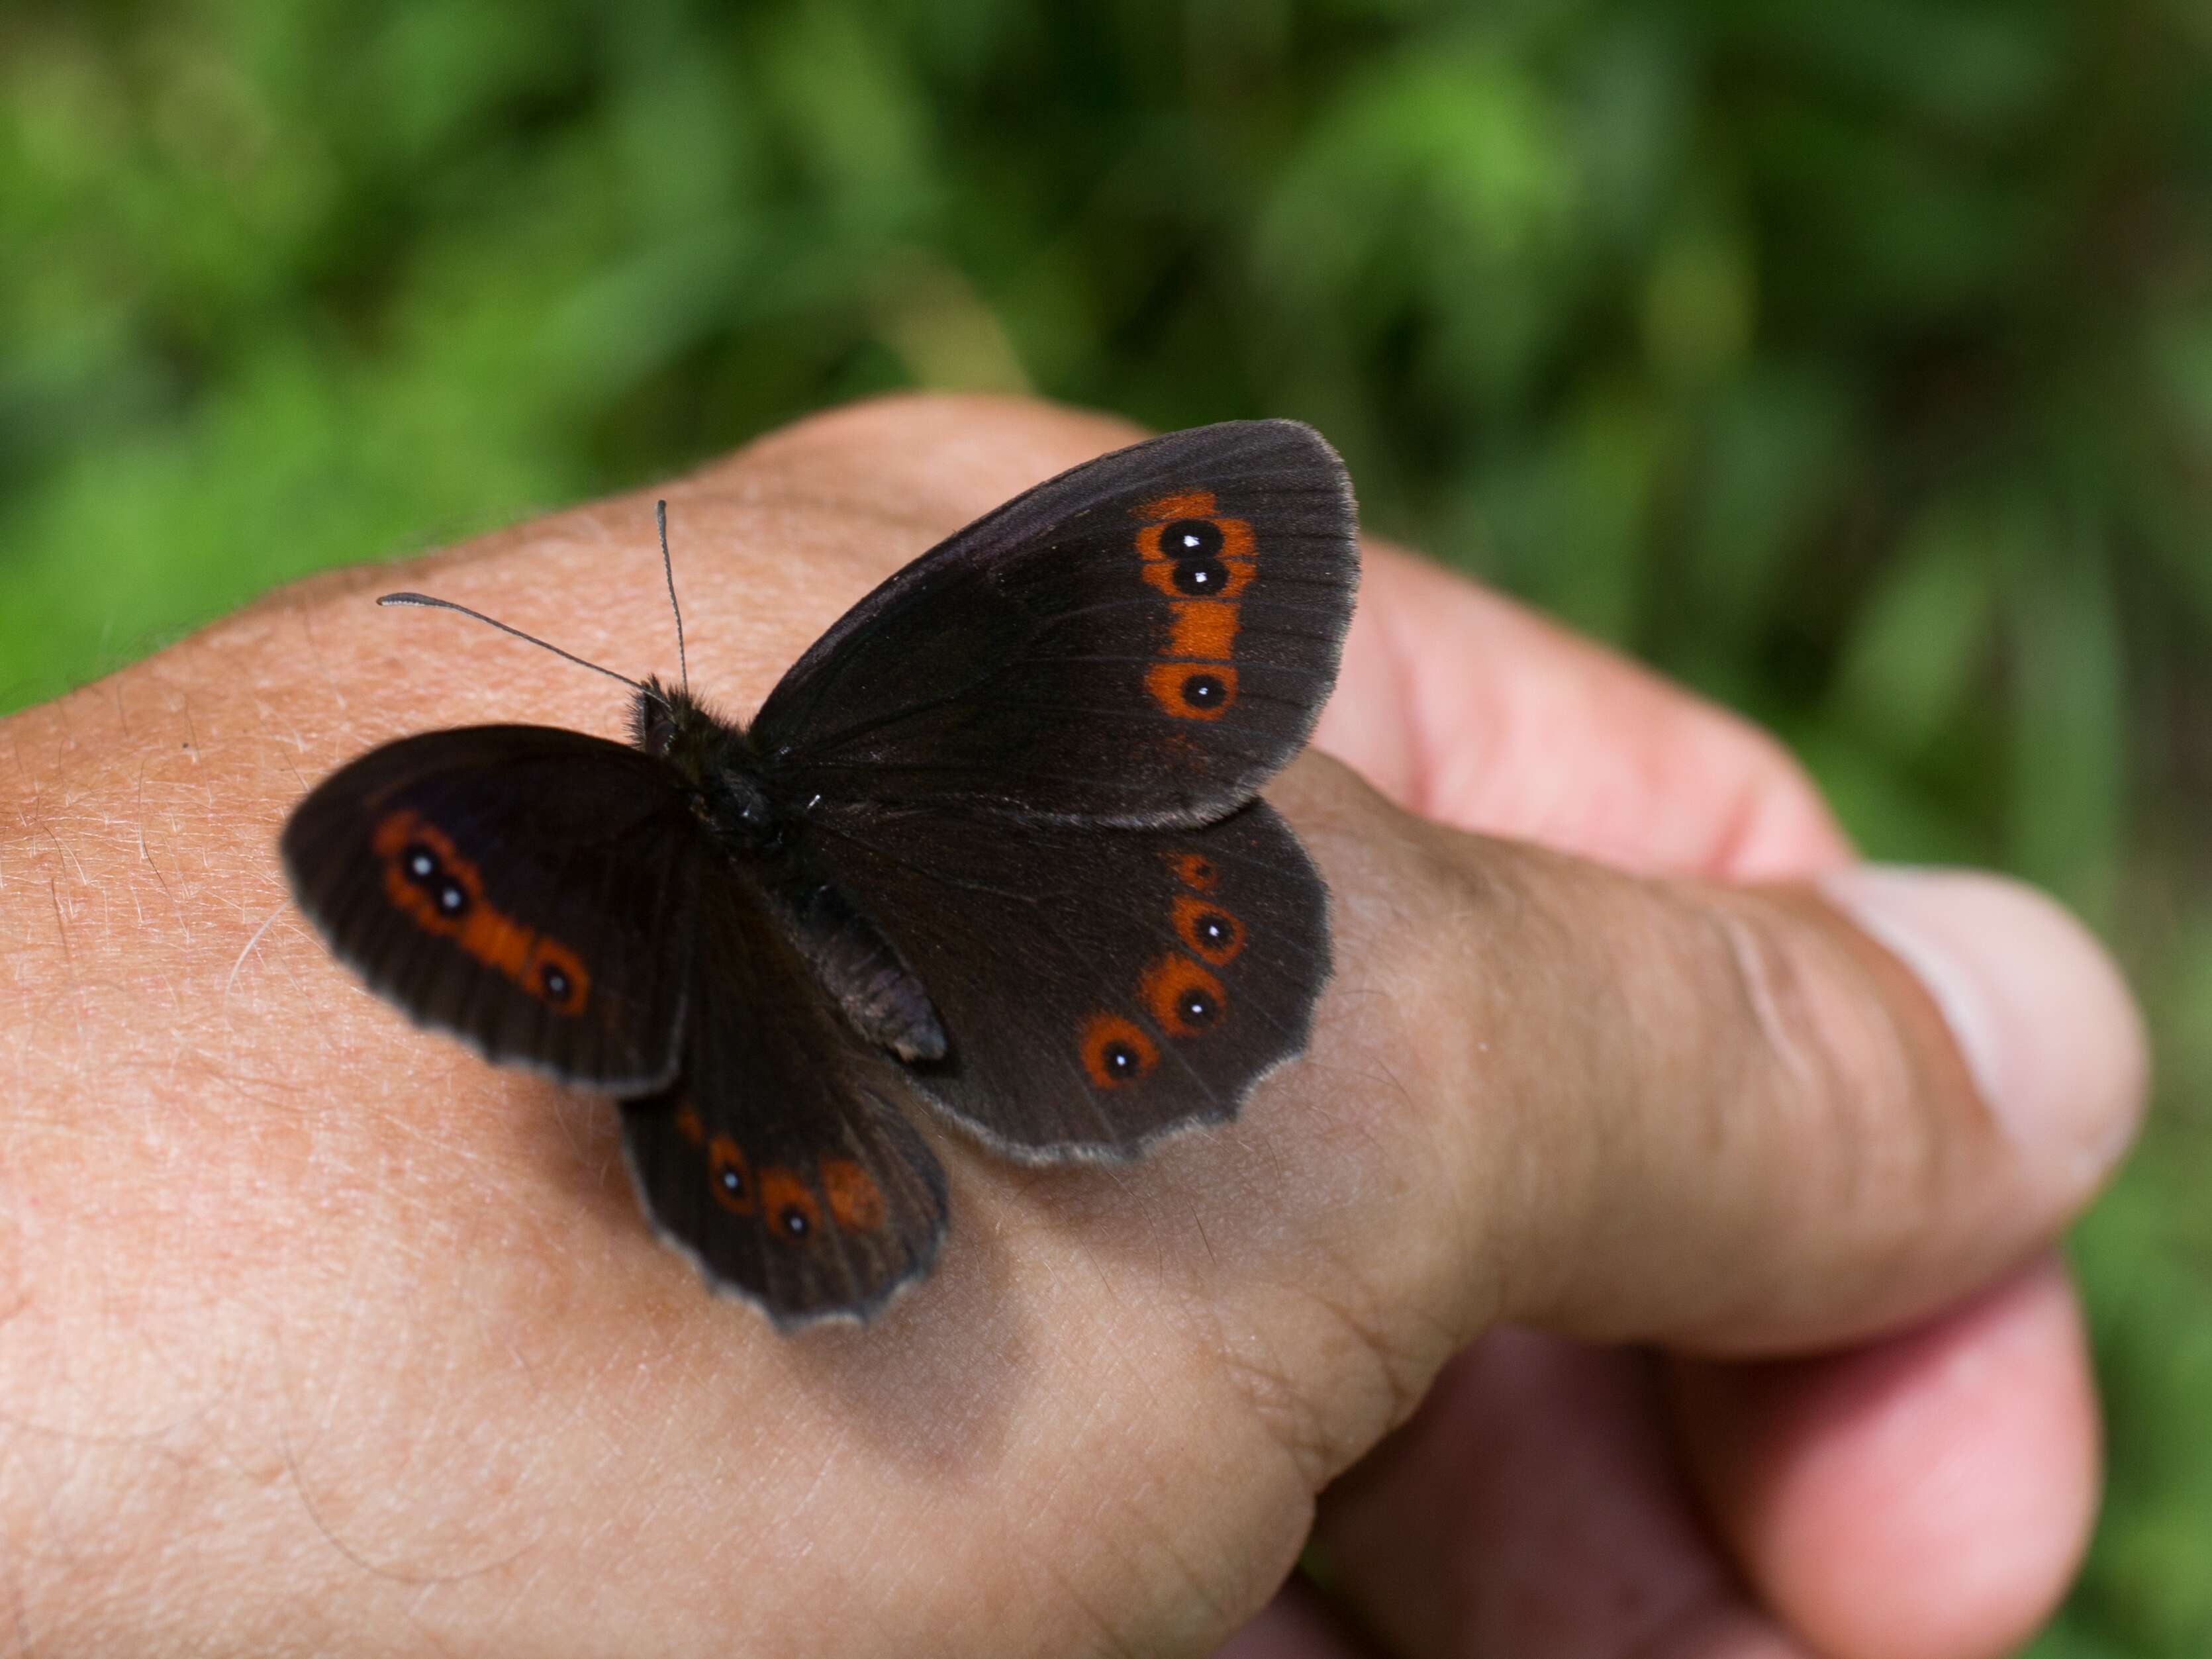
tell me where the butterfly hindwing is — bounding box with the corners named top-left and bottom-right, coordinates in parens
top-left (752, 420), bottom-right (1357, 828)
top-left (281, 726), bottom-right (704, 1091)
top-left (800, 798), bottom-right (1329, 1160)
top-left (618, 865), bottom-right (950, 1325)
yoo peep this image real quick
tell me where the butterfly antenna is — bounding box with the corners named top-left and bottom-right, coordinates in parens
top-left (377, 592), bottom-right (662, 703)
top-left (655, 499), bottom-right (689, 696)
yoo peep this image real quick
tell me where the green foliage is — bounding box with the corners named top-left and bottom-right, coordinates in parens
top-left (3, 0), bottom-right (2209, 1643)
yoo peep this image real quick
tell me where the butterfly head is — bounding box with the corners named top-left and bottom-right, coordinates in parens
top-left (632, 677), bottom-right (728, 766)
top-left (632, 677), bottom-right (782, 847)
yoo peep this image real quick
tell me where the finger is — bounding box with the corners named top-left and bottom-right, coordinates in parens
top-left (1313, 1328), bottom-right (1809, 1658)
top-left (1261, 762), bottom-right (2145, 1358)
top-left (1304, 1258), bottom-right (2093, 1659)
top-left (1314, 542), bottom-right (1853, 880)
top-left (1668, 1254), bottom-right (2097, 1659)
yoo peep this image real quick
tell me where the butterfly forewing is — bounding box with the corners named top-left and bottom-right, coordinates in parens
top-left (281, 726), bottom-right (704, 1091)
top-left (753, 420), bottom-right (1357, 828)
top-left (801, 799), bottom-right (1329, 1160)
top-left (619, 865), bottom-right (950, 1325)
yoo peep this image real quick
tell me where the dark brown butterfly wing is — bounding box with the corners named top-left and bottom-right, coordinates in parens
top-left (800, 798), bottom-right (1329, 1160)
top-left (619, 865), bottom-right (949, 1325)
top-left (752, 420), bottom-right (1357, 828)
top-left (281, 726), bottom-right (704, 1092)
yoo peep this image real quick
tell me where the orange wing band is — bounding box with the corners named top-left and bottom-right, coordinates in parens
top-left (820, 1159), bottom-right (887, 1231)
top-left (1133, 491), bottom-right (1256, 716)
top-left (1167, 599), bottom-right (1239, 660)
top-left (372, 809), bottom-right (591, 1015)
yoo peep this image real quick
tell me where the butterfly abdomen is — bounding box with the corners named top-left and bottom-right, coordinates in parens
top-left (769, 862), bottom-right (947, 1064)
top-left (632, 680), bottom-right (948, 1065)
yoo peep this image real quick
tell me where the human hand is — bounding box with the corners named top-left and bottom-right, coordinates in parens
top-left (0, 395), bottom-right (2144, 1656)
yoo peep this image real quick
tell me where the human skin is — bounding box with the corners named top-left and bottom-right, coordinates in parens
top-left (0, 395), bottom-right (2145, 1656)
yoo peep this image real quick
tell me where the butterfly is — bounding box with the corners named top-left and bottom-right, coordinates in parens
top-left (280, 420), bottom-right (1359, 1327)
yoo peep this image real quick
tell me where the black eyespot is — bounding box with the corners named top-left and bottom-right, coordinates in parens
top-left (1102, 1041), bottom-right (1143, 1078)
top-left (1195, 910), bottom-right (1233, 946)
top-left (1172, 555), bottom-right (1228, 596)
top-left (1162, 518), bottom-right (1224, 558)
top-left (1178, 988), bottom-right (1221, 1027)
top-left (436, 881), bottom-right (468, 914)
top-left (720, 1168), bottom-right (745, 1198)
top-left (401, 843), bottom-right (440, 885)
top-left (1181, 673), bottom-right (1227, 709)
top-left (542, 965), bottom-right (570, 999)
top-left (780, 1207), bottom-right (810, 1239)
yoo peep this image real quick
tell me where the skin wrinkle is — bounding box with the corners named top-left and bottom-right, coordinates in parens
top-left (1122, 1473), bottom-right (1247, 1654)
top-left (1111, 1407), bottom-right (1251, 1648)
top-left (1292, 896), bottom-right (1498, 1360)
top-left (1636, 894), bottom-right (1815, 1339)
top-left (1255, 1268), bottom-right (1433, 1488)
top-left (1757, 920), bottom-right (1926, 1271)
top-left (1157, 1245), bottom-right (1338, 1523)
top-left (1156, 1048), bottom-right (1454, 1485)
top-left (1206, 1312), bottom-right (1327, 1482)
top-left (1022, 1285), bottom-right (1270, 1652)
top-left (1763, 922), bottom-right (1887, 1279)
top-left (1703, 896), bottom-right (1996, 1347)
top-left (1354, 836), bottom-right (1507, 1329)
top-left (275, 1412), bottom-right (530, 1591)
top-left (1411, 955), bottom-right (1540, 1343)
top-left (1713, 904), bottom-right (1819, 1096)
top-left (1484, 847), bottom-right (1620, 1328)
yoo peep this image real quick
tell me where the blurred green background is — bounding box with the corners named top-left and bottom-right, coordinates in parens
top-left (2, 0), bottom-right (2206, 1646)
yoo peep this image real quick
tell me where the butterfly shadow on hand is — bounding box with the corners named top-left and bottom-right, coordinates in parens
top-left (510, 1078), bottom-right (1032, 1473)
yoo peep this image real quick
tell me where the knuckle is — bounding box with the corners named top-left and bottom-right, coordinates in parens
top-left (1206, 1266), bottom-right (1452, 1493)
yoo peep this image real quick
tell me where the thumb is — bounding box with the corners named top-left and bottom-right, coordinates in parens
top-left (1229, 759), bottom-right (2145, 1439)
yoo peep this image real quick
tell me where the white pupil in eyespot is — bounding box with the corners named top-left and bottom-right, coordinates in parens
top-left (410, 853), bottom-right (434, 877)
